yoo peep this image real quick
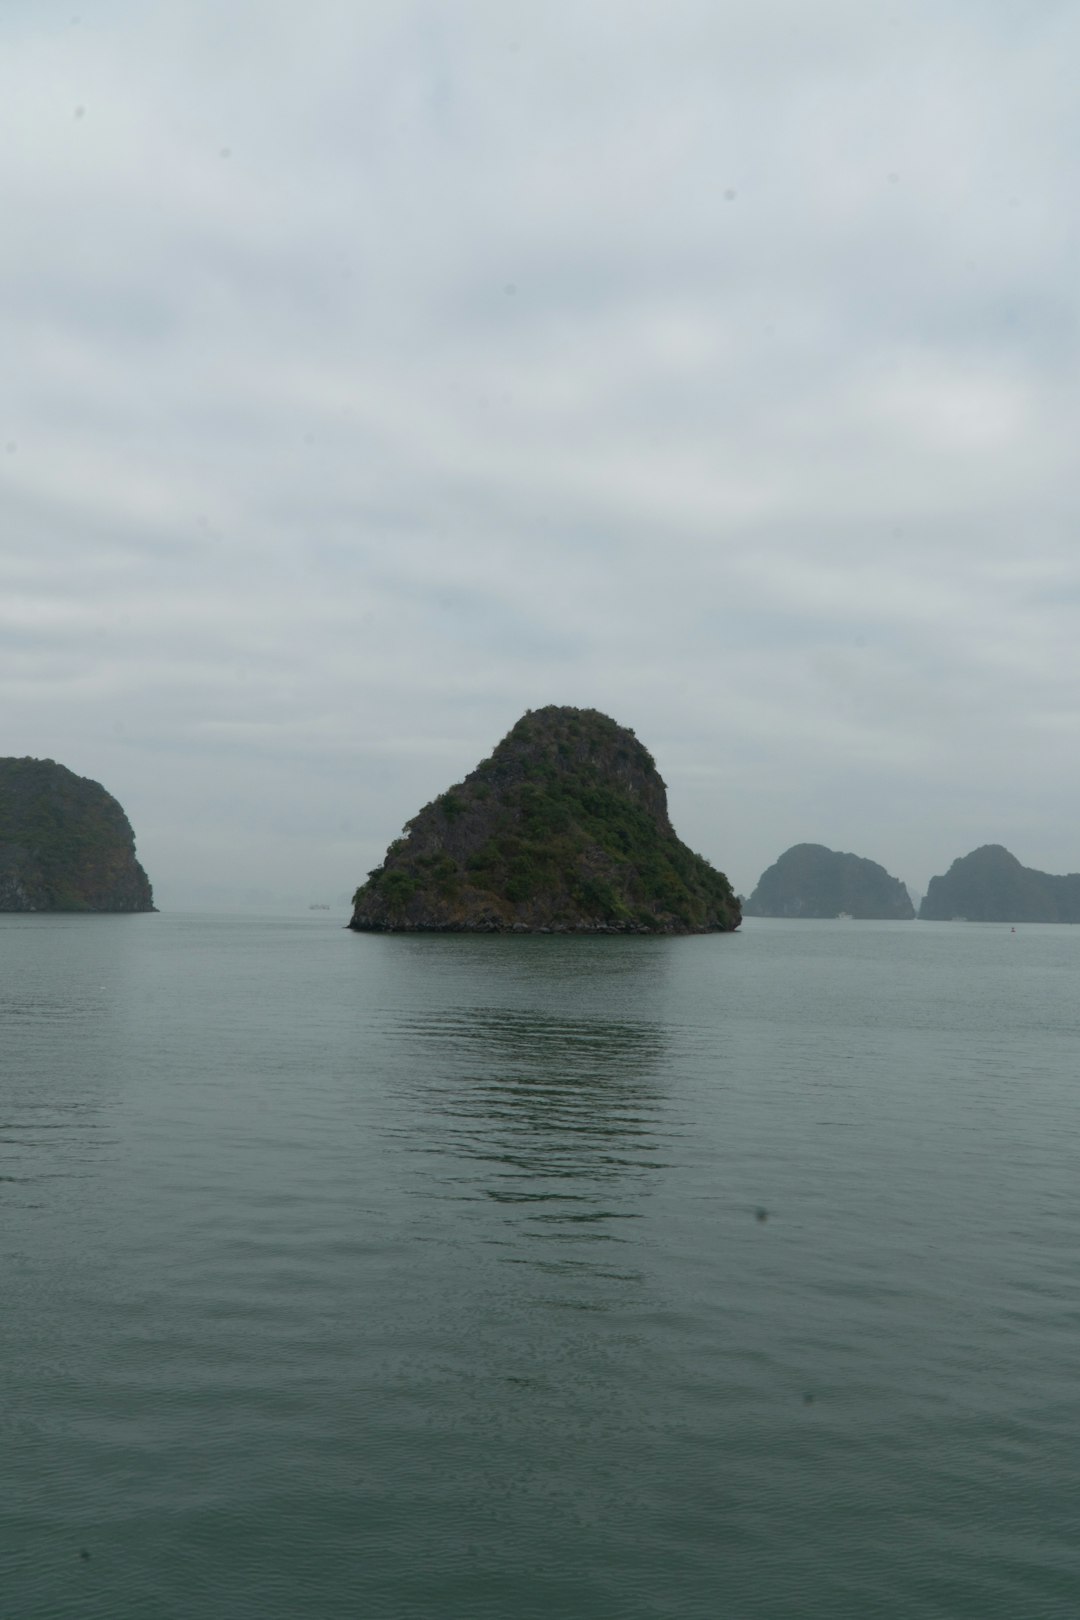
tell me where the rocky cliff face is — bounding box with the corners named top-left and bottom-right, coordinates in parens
top-left (0, 758), bottom-right (155, 912)
top-left (350, 707), bottom-right (740, 933)
top-left (919, 845), bottom-right (1080, 923)
top-left (745, 843), bottom-right (915, 919)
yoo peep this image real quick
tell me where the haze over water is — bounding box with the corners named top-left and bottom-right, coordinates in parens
top-left (4, 914), bottom-right (1078, 1618)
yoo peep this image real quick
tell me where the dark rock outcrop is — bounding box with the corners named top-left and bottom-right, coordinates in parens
top-left (0, 757), bottom-right (155, 912)
top-left (745, 843), bottom-right (914, 919)
top-left (919, 845), bottom-right (1080, 923)
top-left (350, 706), bottom-right (740, 933)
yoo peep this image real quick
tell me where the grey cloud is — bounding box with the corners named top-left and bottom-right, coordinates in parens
top-left (3, 0), bottom-right (1080, 908)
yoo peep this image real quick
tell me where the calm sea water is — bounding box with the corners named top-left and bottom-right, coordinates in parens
top-left (3, 913), bottom-right (1078, 1618)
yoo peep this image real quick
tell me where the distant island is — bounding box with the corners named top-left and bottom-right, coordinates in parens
top-left (350, 706), bottom-right (741, 933)
top-left (919, 845), bottom-right (1080, 923)
top-left (0, 757), bottom-right (155, 913)
top-left (744, 843), bottom-right (915, 920)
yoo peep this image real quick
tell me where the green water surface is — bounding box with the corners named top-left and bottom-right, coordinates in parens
top-left (3, 915), bottom-right (1078, 1617)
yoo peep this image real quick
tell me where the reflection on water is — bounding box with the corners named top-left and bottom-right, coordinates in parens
top-left (373, 938), bottom-right (674, 1291)
top-left (398, 1007), bottom-right (667, 1203)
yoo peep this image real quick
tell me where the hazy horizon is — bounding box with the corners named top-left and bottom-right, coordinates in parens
top-left (5, 2), bottom-right (1079, 912)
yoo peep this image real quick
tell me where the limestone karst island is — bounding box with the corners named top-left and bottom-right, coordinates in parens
top-left (745, 843), bottom-right (915, 920)
top-left (919, 845), bottom-right (1080, 923)
top-left (350, 706), bottom-right (741, 933)
top-left (0, 757), bottom-right (155, 913)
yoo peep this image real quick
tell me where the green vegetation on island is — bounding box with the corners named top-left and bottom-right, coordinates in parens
top-left (745, 843), bottom-right (915, 920)
top-left (350, 706), bottom-right (741, 933)
top-left (0, 757), bottom-right (155, 913)
top-left (919, 845), bottom-right (1080, 923)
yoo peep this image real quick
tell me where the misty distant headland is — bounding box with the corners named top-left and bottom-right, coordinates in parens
top-left (0, 758), bottom-right (154, 913)
top-left (741, 840), bottom-right (1080, 925)
top-left (745, 844), bottom-right (915, 920)
top-left (919, 845), bottom-right (1080, 924)
top-left (350, 706), bottom-right (741, 933)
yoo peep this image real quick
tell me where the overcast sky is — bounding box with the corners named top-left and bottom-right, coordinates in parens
top-left (3, 0), bottom-right (1078, 909)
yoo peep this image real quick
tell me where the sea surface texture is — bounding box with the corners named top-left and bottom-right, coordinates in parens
top-left (3, 914), bottom-right (1079, 1618)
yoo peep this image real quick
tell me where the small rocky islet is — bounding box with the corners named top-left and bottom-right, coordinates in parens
top-left (350, 706), bottom-right (741, 934)
top-left (0, 757), bottom-right (155, 913)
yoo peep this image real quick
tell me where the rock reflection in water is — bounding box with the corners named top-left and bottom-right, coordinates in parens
top-left (418, 1007), bottom-right (665, 1185)
top-left (377, 939), bottom-right (674, 1291)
